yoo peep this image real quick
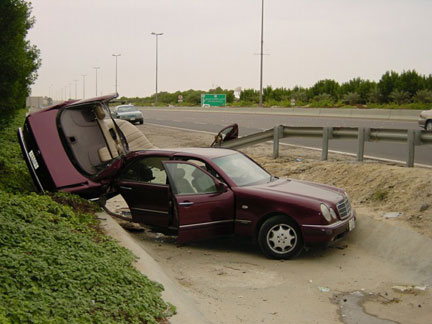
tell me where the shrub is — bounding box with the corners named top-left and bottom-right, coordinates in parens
top-left (310, 93), bottom-right (335, 107)
top-left (0, 108), bottom-right (34, 193)
top-left (0, 192), bottom-right (174, 323)
top-left (342, 92), bottom-right (361, 105)
top-left (414, 89), bottom-right (432, 103)
top-left (389, 89), bottom-right (410, 105)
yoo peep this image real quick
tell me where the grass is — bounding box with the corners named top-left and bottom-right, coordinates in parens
top-left (0, 108), bottom-right (174, 323)
top-left (371, 189), bottom-right (388, 202)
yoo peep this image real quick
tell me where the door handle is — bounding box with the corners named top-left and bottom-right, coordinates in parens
top-left (120, 186), bottom-right (132, 190)
top-left (179, 201), bottom-right (194, 206)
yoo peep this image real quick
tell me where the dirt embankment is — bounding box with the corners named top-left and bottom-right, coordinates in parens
top-left (143, 124), bottom-right (432, 239)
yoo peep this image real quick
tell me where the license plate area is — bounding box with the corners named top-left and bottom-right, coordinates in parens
top-left (348, 218), bottom-right (355, 231)
top-left (29, 150), bottom-right (39, 170)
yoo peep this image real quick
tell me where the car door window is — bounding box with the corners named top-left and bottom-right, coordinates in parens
top-left (120, 156), bottom-right (168, 184)
top-left (176, 157), bottom-right (227, 184)
top-left (165, 163), bottom-right (217, 195)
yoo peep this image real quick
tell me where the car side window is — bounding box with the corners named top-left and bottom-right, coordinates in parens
top-left (120, 156), bottom-right (168, 184)
top-left (175, 158), bottom-right (226, 184)
top-left (165, 163), bottom-right (217, 195)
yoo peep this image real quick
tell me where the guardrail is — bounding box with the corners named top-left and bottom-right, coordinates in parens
top-left (219, 126), bottom-right (432, 167)
top-left (141, 106), bottom-right (421, 121)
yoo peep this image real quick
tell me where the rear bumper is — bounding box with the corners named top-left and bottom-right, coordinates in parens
top-left (301, 210), bottom-right (356, 244)
top-left (17, 127), bottom-right (45, 193)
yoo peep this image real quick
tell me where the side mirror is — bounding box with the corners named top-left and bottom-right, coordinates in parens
top-left (211, 123), bottom-right (239, 147)
top-left (216, 182), bottom-right (227, 193)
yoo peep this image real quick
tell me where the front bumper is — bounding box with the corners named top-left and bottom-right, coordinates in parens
top-left (418, 118), bottom-right (426, 129)
top-left (301, 210), bottom-right (356, 244)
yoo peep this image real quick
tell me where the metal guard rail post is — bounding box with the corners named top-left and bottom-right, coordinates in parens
top-left (219, 125), bottom-right (432, 167)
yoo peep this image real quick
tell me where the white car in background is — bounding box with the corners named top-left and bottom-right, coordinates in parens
top-left (418, 109), bottom-right (432, 131)
top-left (112, 104), bottom-right (143, 124)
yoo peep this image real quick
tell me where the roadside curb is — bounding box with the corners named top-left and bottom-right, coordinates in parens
top-left (98, 212), bottom-right (211, 324)
top-left (349, 211), bottom-right (432, 285)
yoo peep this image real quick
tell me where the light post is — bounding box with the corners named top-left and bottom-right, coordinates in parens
top-left (151, 32), bottom-right (163, 105)
top-left (93, 67), bottom-right (100, 96)
top-left (259, 0), bottom-right (265, 107)
top-left (74, 80), bottom-right (78, 99)
top-left (112, 54), bottom-right (121, 94)
top-left (81, 74), bottom-right (87, 99)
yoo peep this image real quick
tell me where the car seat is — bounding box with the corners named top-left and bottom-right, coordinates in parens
top-left (171, 168), bottom-right (194, 194)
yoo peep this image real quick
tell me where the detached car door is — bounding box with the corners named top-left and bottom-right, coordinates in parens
top-left (116, 156), bottom-right (172, 227)
top-left (162, 161), bottom-right (235, 244)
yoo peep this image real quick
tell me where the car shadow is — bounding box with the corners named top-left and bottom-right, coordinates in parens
top-left (128, 226), bottom-right (350, 260)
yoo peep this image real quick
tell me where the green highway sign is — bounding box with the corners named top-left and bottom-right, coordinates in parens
top-left (201, 94), bottom-right (226, 107)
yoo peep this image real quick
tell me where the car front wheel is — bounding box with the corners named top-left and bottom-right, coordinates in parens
top-left (258, 215), bottom-right (303, 259)
top-left (426, 120), bottom-right (432, 132)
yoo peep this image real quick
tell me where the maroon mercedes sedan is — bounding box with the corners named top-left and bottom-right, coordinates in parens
top-left (18, 94), bottom-right (355, 259)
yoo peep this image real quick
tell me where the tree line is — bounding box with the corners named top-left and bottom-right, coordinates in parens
top-left (121, 70), bottom-right (432, 109)
top-left (0, 0), bottom-right (40, 117)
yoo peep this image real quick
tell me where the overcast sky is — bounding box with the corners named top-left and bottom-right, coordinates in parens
top-left (28, 0), bottom-right (432, 99)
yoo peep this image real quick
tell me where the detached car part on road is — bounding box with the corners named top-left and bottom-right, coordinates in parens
top-left (18, 94), bottom-right (356, 259)
top-left (418, 109), bottom-right (432, 131)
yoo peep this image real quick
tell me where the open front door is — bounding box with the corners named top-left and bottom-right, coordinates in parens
top-left (163, 161), bottom-right (235, 244)
top-left (115, 156), bottom-right (172, 227)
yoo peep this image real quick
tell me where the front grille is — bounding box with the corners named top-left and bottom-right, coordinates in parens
top-left (336, 197), bottom-right (351, 220)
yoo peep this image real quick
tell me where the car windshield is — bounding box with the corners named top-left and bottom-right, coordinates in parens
top-left (118, 106), bottom-right (136, 112)
top-left (212, 152), bottom-right (271, 186)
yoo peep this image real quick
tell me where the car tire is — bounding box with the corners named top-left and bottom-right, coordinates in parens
top-left (139, 120), bottom-right (144, 125)
top-left (258, 215), bottom-right (303, 259)
top-left (426, 120), bottom-right (432, 132)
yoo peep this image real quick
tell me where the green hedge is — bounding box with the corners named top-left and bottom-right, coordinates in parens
top-left (0, 109), bottom-right (34, 193)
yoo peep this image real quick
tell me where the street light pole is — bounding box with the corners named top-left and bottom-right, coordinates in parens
top-left (93, 67), bottom-right (100, 96)
top-left (151, 32), bottom-right (163, 105)
top-left (81, 74), bottom-right (87, 99)
top-left (74, 80), bottom-right (78, 99)
top-left (259, 0), bottom-right (265, 107)
top-left (112, 54), bottom-right (121, 94)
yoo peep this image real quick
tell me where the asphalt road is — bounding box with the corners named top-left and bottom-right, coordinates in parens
top-left (140, 108), bottom-right (432, 166)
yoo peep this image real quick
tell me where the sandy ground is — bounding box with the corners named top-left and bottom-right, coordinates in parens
top-left (107, 124), bottom-right (432, 324)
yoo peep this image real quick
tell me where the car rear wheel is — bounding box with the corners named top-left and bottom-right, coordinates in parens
top-left (258, 215), bottom-right (303, 259)
top-left (426, 120), bottom-right (432, 131)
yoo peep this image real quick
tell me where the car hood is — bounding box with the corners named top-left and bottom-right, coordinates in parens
top-left (420, 110), bottom-right (432, 118)
top-left (250, 178), bottom-right (344, 204)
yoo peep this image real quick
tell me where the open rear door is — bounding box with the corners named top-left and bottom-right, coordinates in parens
top-left (163, 161), bottom-right (235, 244)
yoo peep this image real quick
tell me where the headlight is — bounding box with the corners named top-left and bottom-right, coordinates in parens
top-left (330, 208), bottom-right (337, 220)
top-left (344, 192), bottom-right (350, 201)
top-left (320, 204), bottom-right (332, 222)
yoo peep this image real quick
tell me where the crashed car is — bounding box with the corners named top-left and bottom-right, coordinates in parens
top-left (112, 104), bottom-right (143, 124)
top-left (18, 94), bottom-right (355, 259)
top-left (418, 109), bottom-right (432, 131)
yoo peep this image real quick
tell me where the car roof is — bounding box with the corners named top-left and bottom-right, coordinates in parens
top-left (156, 147), bottom-right (238, 159)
